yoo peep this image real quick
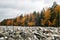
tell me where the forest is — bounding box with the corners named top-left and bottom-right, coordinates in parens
top-left (0, 2), bottom-right (60, 27)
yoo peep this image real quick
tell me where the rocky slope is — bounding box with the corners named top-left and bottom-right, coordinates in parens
top-left (0, 26), bottom-right (60, 40)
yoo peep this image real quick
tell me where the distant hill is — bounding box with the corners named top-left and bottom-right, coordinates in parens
top-left (0, 2), bottom-right (60, 27)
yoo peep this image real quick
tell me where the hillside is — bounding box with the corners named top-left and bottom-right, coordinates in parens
top-left (0, 2), bottom-right (60, 27)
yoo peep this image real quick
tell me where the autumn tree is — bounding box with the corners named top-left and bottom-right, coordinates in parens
top-left (35, 12), bottom-right (41, 26)
top-left (24, 18), bottom-right (28, 26)
top-left (40, 8), bottom-right (45, 26)
top-left (33, 11), bottom-right (37, 16)
top-left (0, 19), bottom-right (7, 26)
top-left (50, 2), bottom-right (60, 27)
top-left (54, 4), bottom-right (60, 27)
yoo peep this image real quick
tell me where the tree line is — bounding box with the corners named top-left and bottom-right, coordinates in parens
top-left (0, 2), bottom-right (60, 27)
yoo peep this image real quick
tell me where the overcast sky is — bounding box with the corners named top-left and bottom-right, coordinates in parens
top-left (0, 0), bottom-right (60, 21)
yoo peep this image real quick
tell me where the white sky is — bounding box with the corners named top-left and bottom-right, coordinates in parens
top-left (0, 0), bottom-right (60, 21)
